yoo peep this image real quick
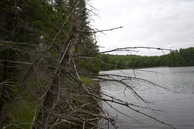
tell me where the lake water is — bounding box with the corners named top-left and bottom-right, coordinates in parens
top-left (99, 67), bottom-right (194, 129)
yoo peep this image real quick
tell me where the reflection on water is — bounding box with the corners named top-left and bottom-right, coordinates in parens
top-left (100, 67), bottom-right (194, 129)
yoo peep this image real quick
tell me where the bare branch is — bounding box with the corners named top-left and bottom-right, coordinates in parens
top-left (100, 46), bottom-right (174, 54)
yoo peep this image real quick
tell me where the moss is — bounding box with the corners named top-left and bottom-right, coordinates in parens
top-left (80, 76), bottom-right (92, 86)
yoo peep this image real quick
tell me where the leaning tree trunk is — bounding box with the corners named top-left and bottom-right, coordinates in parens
top-left (32, 0), bottom-right (83, 128)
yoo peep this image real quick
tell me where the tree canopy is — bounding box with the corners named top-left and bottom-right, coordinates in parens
top-left (100, 47), bottom-right (194, 71)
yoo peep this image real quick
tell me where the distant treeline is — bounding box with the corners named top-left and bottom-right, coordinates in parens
top-left (99, 47), bottom-right (194, 70)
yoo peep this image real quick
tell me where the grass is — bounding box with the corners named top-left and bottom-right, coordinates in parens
top-left (3, 76), bottom-right (101, 129)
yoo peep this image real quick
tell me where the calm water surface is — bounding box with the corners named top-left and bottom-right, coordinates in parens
top-left (99, 67), bottom-right (194, 129)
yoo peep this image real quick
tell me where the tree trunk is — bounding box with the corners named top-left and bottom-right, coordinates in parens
top-left (32, 72), bottom-right (61, 129)
top-left (32, 0), bottom-right (83, 128)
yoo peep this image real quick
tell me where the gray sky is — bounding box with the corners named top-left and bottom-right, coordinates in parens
top-left (90, 0), bottom-right (194, 56)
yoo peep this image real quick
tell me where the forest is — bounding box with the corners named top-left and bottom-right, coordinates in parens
top-left (0, 0), bottom-right (101, 128)
top-left (99, 47), bottom-right (194, 70)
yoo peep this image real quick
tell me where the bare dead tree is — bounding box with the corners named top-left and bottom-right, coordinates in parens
top-left (32, 0), bottom-right (83, 128)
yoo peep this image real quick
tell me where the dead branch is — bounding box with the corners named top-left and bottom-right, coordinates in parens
top-left (100, 46), bottom-right (174, 54)
top-left (81, 26), bottom-right (123, 34)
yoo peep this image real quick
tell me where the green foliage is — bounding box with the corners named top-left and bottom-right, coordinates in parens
top-left (0, 0), bottom-right (99, 128)
top-left (100, 47), bottom-right (194, 70)
top-left (76, 37), bottom-right (100, 74)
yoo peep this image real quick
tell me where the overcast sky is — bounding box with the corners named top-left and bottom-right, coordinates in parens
top-left (90, 0), bottom-right (194, 56)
